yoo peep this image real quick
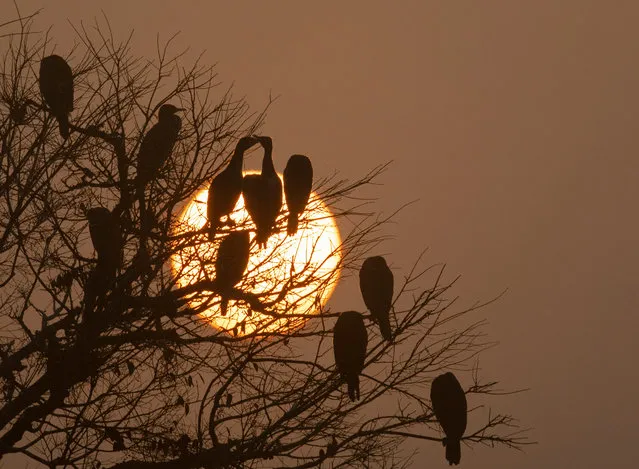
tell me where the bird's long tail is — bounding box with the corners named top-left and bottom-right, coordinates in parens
top-left (220, 296), bottom-right (229, 316)
top-left (135, 182), bottom-right (153, 234)
top-left (347, 374), bottom-right (360, 401)
top-left (287, 213), bottom-right (299, 236)
top-left (377, 313), bottom-right (392, 342)
top-left (57, 114), bottom-right (70, 139)
top-left (444, 437), bottom-right (461, 465)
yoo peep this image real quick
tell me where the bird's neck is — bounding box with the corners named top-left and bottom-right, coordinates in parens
top-left (261, 146), bottom-right (275, 175)
top-left (229, 148), bottom-right (245, 170)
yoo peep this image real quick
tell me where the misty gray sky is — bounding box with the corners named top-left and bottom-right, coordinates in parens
top-left (8, 1), bottom-right (639, 467)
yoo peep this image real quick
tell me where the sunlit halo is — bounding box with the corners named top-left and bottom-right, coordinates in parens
top-left (171, 171), bottom-right (341, 336)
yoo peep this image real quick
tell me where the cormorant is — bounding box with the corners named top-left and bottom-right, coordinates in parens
top-left (283, 154), bottom-right (313, 236)
top-left (84, 207), bottom-right (121, 320)
top-left (242, 136), bottom-right (282, 248)
top-left (333, 311), bottom-right (367, 401)
top-left (39, 55), bottom-right (73, 139)
top-left (215, 230), bottom-right (251, 316)
top-left (430, 372), bottom-right (467, 466)
top-left (45, 334), bottom-right (70, 399)
top-left (135, 104), bottom-right (182, 202)
top-left (86, 207), bottom-right (121, 274)
top-left (359, 256), bottom-right (393, 341)
top-left (207, 136), bottom-right (259, 240)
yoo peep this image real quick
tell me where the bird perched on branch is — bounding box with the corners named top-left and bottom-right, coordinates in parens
top-left (86, 207), bottom-right (121, 275)
top-left (215, 230), bottom-right (251, 316)
top-left (135, 104), bottom-right (182, 215)
top-left (359, 256), bottom-right (393, 341)
top-left (283, 154), bottom-right (313, 236)
top-left (430, 372), bottom-right (467, 466)
top-left (39, 55), bottom-right (73, 139)
top-left (207, 136), bottom-right (259, 240)
top-left (242, 136), bottom-right (282, 248)
top-left (84, 207), bottom-right (121, 319)
top-left (333, 311), bottom-right (367, 401)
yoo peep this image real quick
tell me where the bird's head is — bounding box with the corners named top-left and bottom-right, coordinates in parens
top-left (158, 104), bottom-right (183, 121)
top-left (86, 207), bottom-right (111, 226)
top-left (253, 135), bottom-right (273, 152)
top-left (236, 136), bottom-right (259, 153)
top-left (362, 256), bottom-right (388, 271)
top-left (40, 54), bottom-right (66, 68)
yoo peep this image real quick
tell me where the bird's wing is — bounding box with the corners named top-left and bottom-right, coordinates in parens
top-left (284, 161), bottom-right (313, 213)
top-left (137, 125), bottom-right (163, 171)
top-left (138, 121), bottom-right (179, 170)
top-left (334, 314), bottom-right (367, 375)
top-left (360, 264), bottom-right (393, 317)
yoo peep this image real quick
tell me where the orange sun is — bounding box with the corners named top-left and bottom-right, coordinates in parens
top-left (171, 172), bottom-right (341, 336)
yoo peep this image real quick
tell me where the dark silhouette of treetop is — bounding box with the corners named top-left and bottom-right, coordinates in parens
top-left (0, 10), bottom-right (531, 469)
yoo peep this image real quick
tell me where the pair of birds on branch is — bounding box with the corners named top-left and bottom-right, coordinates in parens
top-left (333, 256), bottom-right (394, 402)
top-left (80, 102), bottom-right (181, 315)
top-left (39, 54), bottom-right (179, 197)
top-left (207, 135), bottom-right (314, 246)
top-left (334, 258), bottom-right (467, 465)
top-left (39, 54), bottom-right (183, 216)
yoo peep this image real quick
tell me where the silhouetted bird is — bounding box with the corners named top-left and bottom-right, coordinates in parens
top-left (87, 207), bottom-right (121, 272)
top-left (242, 136), bottom-right (282, 248)
top-left (39, 55), bottom-right (73, 139)
top-left (333, 311), bottom-right (367, 401)
top-left (215, 230), bottom-right (251, 316)
top-left (430, 372), bottom-right (467, 466)
top-left (283, 154), bottom-right (313, 236)
top-left (135, 104), bottom-right (182, 205)
top-left (359, 256), bottom-right (393, 341)
top-left (207, 136), bottom-right (259, 240)
top-left (84, 208), bottom-right (121, 319)
top-left (45, 334), bottom-right (70, 399)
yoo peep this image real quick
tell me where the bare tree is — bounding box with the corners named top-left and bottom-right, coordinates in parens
top-left (0, 11), bottom-right (531, 469)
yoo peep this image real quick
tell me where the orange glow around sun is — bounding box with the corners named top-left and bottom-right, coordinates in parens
top-left (171, 172), bottom-right (341, 336)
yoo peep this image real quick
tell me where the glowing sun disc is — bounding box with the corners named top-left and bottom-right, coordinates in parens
top-left (171, 171), bottom-right (341, 336)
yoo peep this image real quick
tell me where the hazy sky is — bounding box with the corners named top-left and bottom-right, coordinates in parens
top-left (8, 1), bottom-right (639, 467)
